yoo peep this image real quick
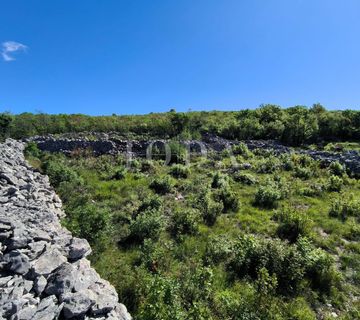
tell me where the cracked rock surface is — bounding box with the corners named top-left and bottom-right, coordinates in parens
top-left (0, 139), bottom-right (131, 320)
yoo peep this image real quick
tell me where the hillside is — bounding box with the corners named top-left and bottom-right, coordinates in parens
top-left (1, 105), bottom-right (360, 145)
top-left (1, 106), bottom-right (360, 319)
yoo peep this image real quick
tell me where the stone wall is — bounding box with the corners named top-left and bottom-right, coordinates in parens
top-left (0, 139), bottom-right (131, 320)
top-left (28, 134), bottom-right (360, 176)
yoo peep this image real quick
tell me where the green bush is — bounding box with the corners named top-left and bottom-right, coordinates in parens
top-left (140, 160), bottom-right (156, 173)
top-left (205, 235), bottom-right (234, 264)
top-left (138, 195), bottom-right (163, 213)
top-left (111, 166), bottom-right (126, 180)
top-left (65, 204), bottom-right (110, 243)
top-left (24, 142), bottom-right (41, 158)
top-left (150, 176), bottom-right (174, 194)
top-left (274, 208), bottom-right (312, 243)
top-left (233, 172), bottom-right (257, 185)
top-left (215, 186), bottom-right (240, 213)
top-left (178, 265), bottom-right (214, 314)
top-left (280, 154), bottom-right (294, 171)
top-left (137, 273), bottom-right (185, 320)
top-left (169, 164), bottom-right (190, 179)
top-left (299, 184), bottom-right (323, 197)
top-left (293, 154), bottom-right (313, 167)
top-left (195, 190), bottom-right (224, 226)
top-left (228, 235), bottom-right (337, 296)
top-left (327, 175), bottom-right (343, 192)
top-left (44, 157), bottom-right (82, 188)
top-left (227, 234), bottom-right (258, 278)
top-left (170, 208), bottom-right (200, 238)
top-left (0, 113), bottom-right (13, 141)
top-left (329, 196), bottom-right (360, 220)
top-left (232, 142), bottom-right (252, 158)
top-left (329, 161), bottom-right (345, 176)
top-left (139, 239), bottom-right (171, 273)
top-left (129, 209), bottom-right (164, 242)
top-left (254, 184), bottom-right (282, 208)
top-left (211, 172), bottom-right (229, 189)
top-left (256, 156), bottom-right (281, 174)
top-left (296, 237), bottom-right (340, 294)
top-left (293, 166), bottom-right (312, 180)
top-left (344, 222), bottom-right (360, 241)
top-left (203, 199), bottom-right (224, 225)
top-left (285, 298), bottom-right (317, 320)
top-left (306, 248), bottom-right (339, 294)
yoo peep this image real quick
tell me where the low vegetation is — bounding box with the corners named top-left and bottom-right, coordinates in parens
top-left (24, 137), bottom-right (360, 319)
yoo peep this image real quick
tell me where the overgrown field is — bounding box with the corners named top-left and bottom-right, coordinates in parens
top-left (26, 142), bottom-right (360, 320)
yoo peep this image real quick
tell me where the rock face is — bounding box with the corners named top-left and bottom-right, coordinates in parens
top-left (0, 139), bottom-right (131, 320)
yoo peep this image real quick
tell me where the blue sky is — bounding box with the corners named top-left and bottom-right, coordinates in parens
top-left (1, 0), bottom-right (360, 115)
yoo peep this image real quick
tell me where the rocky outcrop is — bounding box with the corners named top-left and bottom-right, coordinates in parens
top-left (0, 139), bottom-right (131, 320)
top-left (29, 133), bottom-right (360, 176)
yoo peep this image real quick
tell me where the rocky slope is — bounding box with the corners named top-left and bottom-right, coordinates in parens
top-left (0, 139), bottom-right (131, 320)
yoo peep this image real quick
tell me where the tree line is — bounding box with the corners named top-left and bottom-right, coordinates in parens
top-left (1, 104), bottom-right (360, 145)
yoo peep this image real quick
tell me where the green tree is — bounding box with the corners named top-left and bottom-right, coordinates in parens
top-left (0, 113), bottom-right (13, 141)
top-left (282, 106), bottom-right (319, 146)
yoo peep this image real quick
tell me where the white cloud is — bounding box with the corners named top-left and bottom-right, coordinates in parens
top-left (1, 41), bottom-right (28, 61)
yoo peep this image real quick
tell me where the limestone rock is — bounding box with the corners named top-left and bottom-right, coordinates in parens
top-left (0, 139), bottom-right (131, 320)
top-left (68, 237), bottom-right (91, 261)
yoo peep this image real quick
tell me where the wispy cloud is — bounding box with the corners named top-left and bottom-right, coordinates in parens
top-left (1, 41), bottom-right (28, 61)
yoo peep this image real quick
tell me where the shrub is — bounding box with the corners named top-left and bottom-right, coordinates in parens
top-left (227, 234), bottom-right (259, 278)
top-left (285, 298), bottom-right (317, 320)
top-left (169, 164), bottom-right (190, 179)
top-left (205, 235), bottom-right (234, 264)
top-left (293, 166), bottom-right (312, 180)
top-left (274, 208), bottom-right (312, 243)
top-left (170, 208), bottom-right (200, 238)
top-left (139, 239), bottom-right (171, 273)
top-left (233, 172), bottom-right (257, 185)
top-left (280, 154), bottom-right (294, 171)
top-left (327, 175), bottom-right (343, 192)
top-left (344, 222), bottom-right (360, 241)
top-left (329, 196), bottom-right (360, 220)
top-left (137, 273), bottom-right (185, 320)
top-left (306, 248), bottom-right (339, 294)
top-left (65, 204), bottom-right (110, 243)
top-left (129, 209), bottom-right (164, 242)
top-left (168, 140), bottom-right (188, 164)
top-left (228, 235), bottom-right (337, 296)
top-left (215, 186), bottom-right (240, 213)
top-left (178, 265), bottom-right (214, 308)
top-left (150, 176), bottom-right (174, 194)
top-left (140, 160), bottom-right (156, 173)
top-left (203, 199), bottom-right (224, 225)
top-left (0, 113), bottom-right (13, 141)
top-left (299, 184), bottom-right (323, 197)
top-left (111, 166), bottom-right (126, 180)
top-left (44, 157), bottom-right (82, 188)
top-left (138, 195), bottom-right (163, 214)
top-left (329, 161), bottom-right (345, 176)
top-left (232, 142), bottom-right (252, 158)
top-left (254, 184), bottom-right (282, 208)
top-left (294, 154), bottom-right (313, 167)
top-left (193, 189), bottom-right (224, 225)
top-left (255, 267), bottom-right (278, 297)
top-left (256, 156), bottom-right (281, 174)
top-left (211, 172), bottom-right (229, 189)
top-left (24, 142), bottom-right (41, 158)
